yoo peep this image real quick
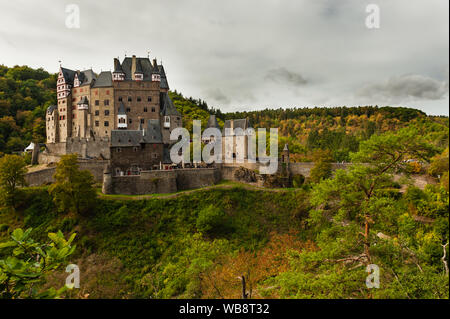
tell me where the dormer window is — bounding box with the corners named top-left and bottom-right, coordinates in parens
top-left (152, 74), bottom-right (161, 82)
top-left (135, 73), bottom-right (143, 81)
top-left (164, 116), bottom-right (170, 128)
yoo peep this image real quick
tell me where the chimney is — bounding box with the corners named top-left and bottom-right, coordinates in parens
top-left (131, 55), bottom-right (137, 80)
top-left (153, 58), bottom-right (157, 67)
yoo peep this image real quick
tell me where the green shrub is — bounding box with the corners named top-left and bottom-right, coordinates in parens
top-left (196, 205), bottom-right (228, 235)
top-left (292, 174), bottom-right (305, 188)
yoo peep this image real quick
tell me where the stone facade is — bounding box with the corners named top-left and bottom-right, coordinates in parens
top-left (104, 168), bottom-right (221, 195)
top-left (44, 54), bottom-right (182, 174)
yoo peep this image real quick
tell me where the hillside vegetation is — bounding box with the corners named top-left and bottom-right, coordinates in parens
top-left (0, 65), bottom-right (448, 299)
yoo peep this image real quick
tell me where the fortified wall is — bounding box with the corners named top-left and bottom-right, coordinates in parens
top-left (25, 160), bottom-right (108, 186)
top-left (39, 138), bottom-right (110, 164)
top-left (103, 168), bottom-right (222, 195)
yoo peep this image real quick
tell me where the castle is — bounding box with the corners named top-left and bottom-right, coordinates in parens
top-left (45, 55), bottom-right (182, 174)
top-left (38, 54), bottom-right (301, 194)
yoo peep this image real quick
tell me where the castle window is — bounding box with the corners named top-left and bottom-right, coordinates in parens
top-left (140, 119), bottom-right (145, 124)
top-left (151, 107), bottom-right (155, 112)
top-left (144, 107), bottom-right (148, 112)
top-left (95, 110), bottom-right (99, 116)
top-left (95, 100), bottom-right (99, 106)
top-left (126, 107), bottom-right (131, 112)
top-left (105, 110), bottom-right (110, 116)
top-left (128, 96), bottom-right (132, 102)
top-left (104, 121), bottom-right (109, 127)
top-left (104, 99), bottom-right (110, 106)
top-left (147, 96), bottom-right (152, 102)
top-left (137, 96), bottom-right (142, 102)
top-left (106, 90), bottom-right (110, 95)
top-left (133, 147), bottom-right (139, 152)
top-left (129, 119), bottom-right (132, 124)
top-left (116, 148), bottom-right (121, 153)
top-left (118, 96), bottom-right (123, 102)
top-left (153, 153), bottom-right (158, 159)
top-left (95, 121), bottom-right (99, 127)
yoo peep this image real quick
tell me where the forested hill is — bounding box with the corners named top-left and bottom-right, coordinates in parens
top-left (0, 65), bottom-right (56, 154)
top-left (0, 65), bottom-right (448, 162)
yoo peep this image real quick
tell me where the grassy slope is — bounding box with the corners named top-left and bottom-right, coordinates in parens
top-left (0, 184), bottom-right (310, 298)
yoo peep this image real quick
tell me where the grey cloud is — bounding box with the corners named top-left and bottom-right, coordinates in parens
top-left (205, 88), bottom-right (230, 104)
top-left (356, 74), bottom-right (449, 103)
top-left (265, 68), bottom-right (308, 86)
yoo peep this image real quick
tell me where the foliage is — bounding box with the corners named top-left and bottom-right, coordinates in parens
top-left (0, 228), bottom-right (76, 298)
top-left (309, 149), bottom-right (333, 183)
top-left (0, 154), bottom-right (27, 208)
top-left (49, 154), bottom-right (96, 216)
top-left (292, 174), bottom-right (305, 188)
top-left (196, 205), bottom-right (229, 235)
top-left (0, 65), bottom-right (56, 153)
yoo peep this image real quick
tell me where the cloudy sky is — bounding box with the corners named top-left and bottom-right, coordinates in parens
top-left (0, 0), bottom-right (448, 115)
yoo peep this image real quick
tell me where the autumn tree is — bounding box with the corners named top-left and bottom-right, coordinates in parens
top-left (309, 149), bottom-right (333, 183)
top-left (0, 154), bottom-right (27, 208)
top-left (49, 154), bottom-right (96, 215)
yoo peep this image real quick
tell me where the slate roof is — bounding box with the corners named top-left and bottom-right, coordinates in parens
top-left (160, 92), bottom-right (181, 116)
top-left (158, 65), bottom-right (169, 89)
top-left (206, 115), bottom-right (220, 129)
top-left (77, 69), bottom-right (97, 86)
top-left (135, 60), bottom-right (143, 74)
top-left (223, 118), bottom-right (251, 134)
top-left (113, 58), bottom-right (124, 73)
top-left (47, 105), bottom-right (57, 114)
top-left (60, 67), bottom-right (76, 84)
top-left (92, 71), bottom-right (112, 88)
top-left (110, 120), bottom-right (163, 147)
top-left (77, 96), bottom-right (89, 105)
top-left (120, 57), bottom-right (157, 81)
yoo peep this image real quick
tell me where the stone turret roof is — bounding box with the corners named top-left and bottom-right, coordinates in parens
top-left (46, 105), bottom-right (57, 114)
top-left (160, 92), bottom-right (181, 117)
top-left (117, 102), bottom-right (126, 115)
top-left (283, 143), bottom-right (289, 151)
top-left (206, 115), bottom-right (220, 129)
top-left (77, 96), bottom-right (89, 105)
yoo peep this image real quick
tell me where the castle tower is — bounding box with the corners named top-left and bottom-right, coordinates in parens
top-left (77, 96), bottom-right (89, 138)
top-left (102, 164), bottom-right (113, 194)
top-left (56, 67), bottom-right (75, 142)
top-left (46, 105), bottom-right (59, 143)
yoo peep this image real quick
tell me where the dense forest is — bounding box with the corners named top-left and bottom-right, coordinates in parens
top-left (0, 65), bottom-right (448, 299)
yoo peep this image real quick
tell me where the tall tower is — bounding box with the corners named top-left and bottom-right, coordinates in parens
top-left (56, 67), bottom-right (75, 142)
top-left (77, 96), bottom-right (89, 138)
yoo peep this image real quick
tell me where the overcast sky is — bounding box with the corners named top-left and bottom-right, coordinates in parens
top-left (0, 0), bottom-right (448, 115)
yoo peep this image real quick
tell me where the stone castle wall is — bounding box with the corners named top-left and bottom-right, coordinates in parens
top-left (25, 160), bottom-right (108, 186)
top-left (40, 139), bottom-right (110, 164)
top-left (107, 168), bottom-right (221, 195)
